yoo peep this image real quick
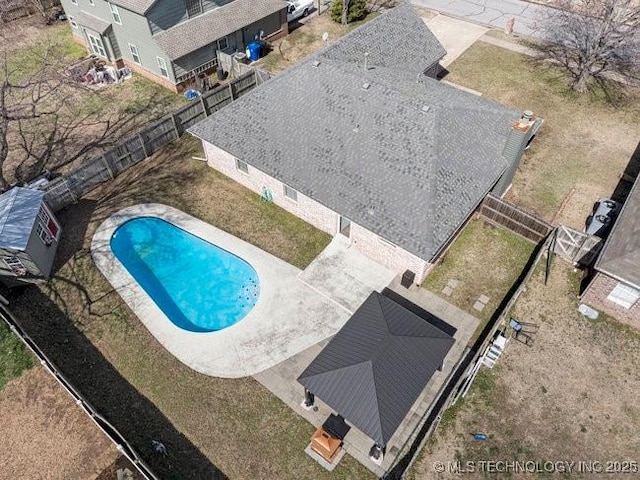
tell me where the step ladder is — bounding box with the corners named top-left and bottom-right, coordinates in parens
top-left (482, 334), bottom-right (509, 368)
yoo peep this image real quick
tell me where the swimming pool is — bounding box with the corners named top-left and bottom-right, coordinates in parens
top-left (110, 217), bottom-right (259, 332)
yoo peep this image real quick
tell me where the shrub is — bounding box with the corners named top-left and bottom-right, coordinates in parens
top-left (330, 0), bottom-right (367, 24)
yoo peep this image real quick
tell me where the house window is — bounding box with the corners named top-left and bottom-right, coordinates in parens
top-left (157, 57), bottom-right (169, 78)
top-left (87, 32), bottom-right (107, 57)
top-left (186, 0), bottom-right (203, 17)
top-left (235, 159), bottom-right (249, 174)
top-left (37, 206), bottom-right (60, 242)
top-left (283, 184), bottom-right (298, 202)
top-left (109, 3), bottom-right (122, 24)
top-left (217, 36), bottom-right (229, 51)
top-left (129, 44), bottom-right (141, 64)
top-left (69, 16), bottom-right (78, 28)
top-left (607, 282), bottom-right (640, 309)
top-left (2, 256), bottom-right (26, 275)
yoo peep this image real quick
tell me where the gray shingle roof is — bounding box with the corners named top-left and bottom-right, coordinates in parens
top-left (154, 0), bottom-right (286, 61)
top-left (298, 292), bottom-right (455, 446)
top-left (75, 11), bottom-right (111, 34)
top-left (0, 187), bottom-right (44, 250)
top-left (109, 0), bottom-right (156, 15)
top-left (189, 3), bottom-right (520, 261)
top-left (595, 175), bottom-right (640, 289)
top-left (319, 2), bottom-right (445, 75)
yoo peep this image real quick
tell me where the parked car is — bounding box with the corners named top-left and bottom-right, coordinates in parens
top-left (585, 198), bottom-right (622, 237)
top-left (286, 0), bottom-right (314, 22)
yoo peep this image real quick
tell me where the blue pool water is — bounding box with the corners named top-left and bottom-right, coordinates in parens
top-left (110, 217), bottom-right (259, 332)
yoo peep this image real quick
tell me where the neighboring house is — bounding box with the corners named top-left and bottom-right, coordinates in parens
top-left (59, 0), bottom-right (288, 91)
top-left (189, 3), bottom-right (541, 284)
top-left (582, 175), bottom-right (640, 328)
top-left (0, 187), bottom-right (62, 283)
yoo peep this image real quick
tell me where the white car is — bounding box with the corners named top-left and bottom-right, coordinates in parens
top-left (286, 0), bottom-right (313, 22)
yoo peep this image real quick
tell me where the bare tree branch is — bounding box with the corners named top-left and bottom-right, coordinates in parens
top-left (538, 0), bottom-right (640, 92)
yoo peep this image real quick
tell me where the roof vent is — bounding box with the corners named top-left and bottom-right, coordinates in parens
top-left (353, 124), bottom-right (360, 133)
top-left (312, 60), bottom-right (321, 68)
top-left (422, 105), bottom-right (431, 114)
top-left (522, 110), bottom-right (534, 122)
top-left (361, 82), bottom-right (370, 90)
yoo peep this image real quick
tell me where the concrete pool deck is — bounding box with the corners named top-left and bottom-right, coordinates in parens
top-left (92, 204), bottom-right (394, 378)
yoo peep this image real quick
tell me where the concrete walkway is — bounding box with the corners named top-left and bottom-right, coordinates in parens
top-left (425, 14), bottom-right (488, 67)
top-left (413, 0), bottom-right (551, 38)
top-left (254, 278), bottom-right (479, 476)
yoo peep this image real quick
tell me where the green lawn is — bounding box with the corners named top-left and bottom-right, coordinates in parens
top-left (445, 42), bottom-right (640, 221)
top-left (0, 321), bottom-right (34, 391)
top-left (423, 219), bottom-right (535, 342)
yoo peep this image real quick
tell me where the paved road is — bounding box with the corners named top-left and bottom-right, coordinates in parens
top-left (412, 0), bottom-right (553, 38)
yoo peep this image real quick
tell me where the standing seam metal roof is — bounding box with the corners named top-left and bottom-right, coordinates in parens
top-left (0, 187), bottom-right (44, 250)
top-left (297, 292), bottom-right (455, 446)
top-left (188, 2), bottom-right (520, 261)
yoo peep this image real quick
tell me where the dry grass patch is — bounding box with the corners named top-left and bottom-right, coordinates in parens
top-left (411, 261), bottom-right (640, 479)
top-left (257, 12), bottom-right (379, 73)
top-left (8, 138), bottom-right (373, 480)
top-left (0, 367), bottom-right (118, 479)
top-left (445, 43), bottom-right (640, 228)
top-left (422, 218), bottom-right (535, 341)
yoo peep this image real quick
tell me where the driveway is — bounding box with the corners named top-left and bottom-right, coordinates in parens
top-left (413, 0), bottom-right (551, 38)
top-left (424, 14), bottom-right (488, 67)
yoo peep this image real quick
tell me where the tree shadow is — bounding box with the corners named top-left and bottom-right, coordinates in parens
top-left (6, 286), bottom-right (228, 480)
top-left (52, 198), bottom-right (97, 273)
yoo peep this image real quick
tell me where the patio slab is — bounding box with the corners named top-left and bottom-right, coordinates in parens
top-left (254, 276), bottom-right (479, 476)
top-left (298, 235), bottom-right (396, 312)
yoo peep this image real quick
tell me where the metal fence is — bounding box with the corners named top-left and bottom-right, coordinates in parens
top-left (0, 300), bottom-right (158, 480)
top-left (44, 69), bottom-right (268, 211)
top-left (479, 193), bottom-right (553, 243)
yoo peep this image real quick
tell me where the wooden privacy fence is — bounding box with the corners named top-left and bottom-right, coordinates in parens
top-left (44, 69), bottom-right (268, 211)
top-left (551, 225), bottom-right (603, 266)
top-left (479, 193), bottom-right (553, 243)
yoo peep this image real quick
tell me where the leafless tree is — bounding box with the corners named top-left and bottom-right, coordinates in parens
top-left (538, 0), bottom-right (640, 92)
top-left (1, 41), bottom-right (153, 190)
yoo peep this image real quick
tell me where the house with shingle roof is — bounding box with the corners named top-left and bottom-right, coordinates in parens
top-left (189, 3), bottom-right (541, 283)
top-left (58, 0), bottom-right (288, 91)
top-left (582, 174), bottom-right (640, 327)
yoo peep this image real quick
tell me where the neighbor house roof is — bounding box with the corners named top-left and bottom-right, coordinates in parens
top-left (0, 187), bottom-right (44, 250)
top-left (76, 11), bottom-right (111, 34)
top-left (595, 175), bottom-right (640, 289)
top-left (154, 0), bottom-right (286, 61)
top-left (190, 3), bottom-right (520, 261)
top-left (298, 292), bottom-right (455, 446)
top-left (109, 0), bottom-right (156, 15)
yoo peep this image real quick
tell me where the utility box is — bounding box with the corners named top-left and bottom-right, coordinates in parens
top-left (401, 270), bottom-right (415, 288)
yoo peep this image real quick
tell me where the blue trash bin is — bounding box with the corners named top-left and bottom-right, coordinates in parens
top-left (246, 42), bottom-right (261, 62)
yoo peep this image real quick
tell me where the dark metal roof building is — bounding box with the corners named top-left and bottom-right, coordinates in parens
top-left (298, 292), bottom-right (455, 446)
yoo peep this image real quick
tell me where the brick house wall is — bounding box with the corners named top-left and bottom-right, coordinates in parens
top-left (203, 142), bottom-right (432, 283)
top-left (581, 272), bottom-right (640, 329)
